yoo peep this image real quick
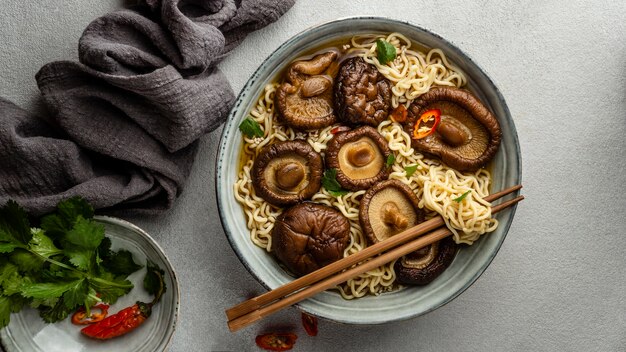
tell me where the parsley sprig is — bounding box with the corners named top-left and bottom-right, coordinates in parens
top-left (0, 198), bottom-right (142, 327)
top-left (322, 169), bottom-right (348, 197)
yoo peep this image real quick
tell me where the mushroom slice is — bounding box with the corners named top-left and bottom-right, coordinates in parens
top-left (252, 140), bottom-right (322, 206)
top-left (334, 57), bottom-right (392, 127)
top-left (394, 236), bottom-right (458, 285)
top-left (325, 126), bottom-right (391, 191)
top-left (404, 87), bottom-right (501, 171)
top-left (272, 203), bottom-right (351, 276)
top-left (275, 51), bottom-right (339, 130)
top-left (359, 180), bottom-right (425, 245)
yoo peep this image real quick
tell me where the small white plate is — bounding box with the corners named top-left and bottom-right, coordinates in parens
top-left (0, 216), bottom-right (179, 352)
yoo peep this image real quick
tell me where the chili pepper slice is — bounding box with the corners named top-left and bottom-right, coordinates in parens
top-left (301, 312), bottom-right (318, 336)
top-left (412, 109), bottom-right (441, 139)
top-left (255, 333), bottom-right (298, 351)
top-left (330, 126), bottom-right (351, 134)
top-left (390, 104), bottom-right (408, 123)
top-left (71, 304), bottom-right (109, 325)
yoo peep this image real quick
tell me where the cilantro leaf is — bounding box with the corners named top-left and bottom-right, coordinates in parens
top-left (0, 200), bottom-right (31, 247)
top-left (65, 248), bottom-right (92, 271)
top-left (376, 39), bottom-right (397, 65)
top-left (90, 272), bottom-right (133, 305)
top-left (64, 216), bottom-right (105, 250)
top-left (62, 279), bottom-right (88, 309)
top-left (29, 229), bottom-right (62, 259)
top-left (386, 154), bottom-right (395, 168)
top-left (239, 117), bottom-right (264, 138)
top-left (41, 197), bottom-right (94, 239)
top-left (322, 169), bottom-right (348, 197)
top-left (404, 164), bottom-right (418, 177)
top-left (453, 190), bottom-right (472, 203)
top-left (0, 296), bottom-right (12, 327)
top-left (39, 297), bottom-right (71, 323)
top-left (20, 280), bottom-right (85, 299)
top-left (144, 261), bottom-right (166, 301)
top-left (102, 249), bottom-right (142, 277)
top-left (0, 243), bottom-right (19, 253)
top-left (10, 249), bottom-right (44, 273)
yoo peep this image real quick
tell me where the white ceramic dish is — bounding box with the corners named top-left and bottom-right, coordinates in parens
top-left (216, 17), bottom-right (521, 324)
top-left (0, 216), bottom-right (179, 352)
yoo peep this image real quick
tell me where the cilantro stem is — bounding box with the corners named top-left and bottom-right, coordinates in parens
top-left (28, 248), bottom-right (80, 273)
top-left (91, 277), bottom-right (134, 289)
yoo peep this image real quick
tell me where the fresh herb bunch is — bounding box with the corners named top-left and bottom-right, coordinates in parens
top-left (0, 198), bottom-right (142, 328)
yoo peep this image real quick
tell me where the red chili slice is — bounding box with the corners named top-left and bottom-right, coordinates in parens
top-left (390, 104), bottom-right (408, 123)
top-left (255, 333), bottom-right (298, 351)
top-left (301, 313), bottom-right (318, 336)
top-left (330, 126), bottom-right (351, 134)
top-left (71, 304), bottom-right (109, 325)
top-left (412, 109), bottom-right (441, 139)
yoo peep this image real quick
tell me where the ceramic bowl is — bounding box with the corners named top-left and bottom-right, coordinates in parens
top-left (216, 17), bottom-right (521, 324)
top-left (0, 216), bottom-right (179, 351)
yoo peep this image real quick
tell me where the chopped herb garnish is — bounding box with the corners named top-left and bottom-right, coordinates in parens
top-left (0, 198), bottom-right (143, 328)
top-left (404, 164), bottom-right (418, 177)
top-left (322, 169), bottom-right (348, 197)
top-left (453, 190), bottom-right (472, 203)
top-left (238, 117), bottom-right (264, 138)
top-left (376, 39), bottom-right (397, 65)
top-left (385, 154), bottom-right (395, 168)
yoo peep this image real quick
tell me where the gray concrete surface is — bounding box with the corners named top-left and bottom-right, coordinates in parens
top-left (2, 1), bottom-right (626, 351)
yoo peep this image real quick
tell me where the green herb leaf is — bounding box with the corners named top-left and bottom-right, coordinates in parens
top-left (10, 249), bottom-right (44, 273)
top-left (0, 200), bottom-right (32, 247)
top-left (20, 280), bottom-right (85, 299)
top-left (90, 272), bottom-right (134, 305)
top-left (144, 261), bottom-right (166, 304)
top-left (404, 164), bottom-right (418, 177)
top-left (322, 169), bottom-right (348, 197)
top-left (453, 190), bottom-right (472, 203)
top-left (29, 229), bottom-right (62, 259)
top-left (102, 249), bottom-right (143, 277)
top-left (64, 216), bottom-right (105, 250)
top-left (238, 117), bottom-right (264, 138)
top-left (376, 39), bottom-right (397, 65)
top-left (39, 297), bottom-right (71, 323)
top-left (61, 279), bottom-right (89, 309)
top-left (0, 296), bottom-right (12, 328)
top-left (386, 154), bottom-right (395, 168)
top-left (41, 197), bottom-right (94, 239)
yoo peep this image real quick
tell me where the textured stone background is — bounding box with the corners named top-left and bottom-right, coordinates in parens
top-left (1, 1), bottom-right (626, 351)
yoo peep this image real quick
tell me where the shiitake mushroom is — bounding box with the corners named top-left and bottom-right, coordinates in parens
top-left (275, 51), bottom-right (338, 130)
top-left (404, 87), bottom-right (501, 172)
top-left (251, 140), bottom-right (322, 206)
top-left (394, 236), bottom-right (458, 285)
top-left (272, 203), bottom-right (351, 276)
top-left (325, 126), bottom-right (391, 191)
top-left (334, 57), bottom-right (392, 127)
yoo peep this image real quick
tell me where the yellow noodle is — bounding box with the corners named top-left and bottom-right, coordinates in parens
top-left (234, 34), bottom-right (497, 299)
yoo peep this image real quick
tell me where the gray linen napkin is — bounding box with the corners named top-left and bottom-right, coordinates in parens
top-left (0, 0), bottom-right (295, 215)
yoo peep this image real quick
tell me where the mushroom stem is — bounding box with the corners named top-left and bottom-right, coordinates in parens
top-left (381, 202), bottom-right (408, 230)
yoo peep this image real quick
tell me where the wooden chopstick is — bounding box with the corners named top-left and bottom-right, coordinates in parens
top-left (226, 185), bottom-right (523, 331)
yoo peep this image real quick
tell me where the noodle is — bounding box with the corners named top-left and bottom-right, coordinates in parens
top-left (234, 33), bottom-right (497, 299)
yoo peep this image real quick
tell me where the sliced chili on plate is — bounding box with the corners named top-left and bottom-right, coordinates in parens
top-left (301, 313), bottom-right (318, 336)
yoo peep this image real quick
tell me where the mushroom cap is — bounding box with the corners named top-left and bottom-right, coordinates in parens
top-left (359, 180), bottom-right (425, 245)
top-left (272, 203), bottom-right (351, 276)
top-left (252, 140), bottom-right (323, 206)
top-left (404, 87), bottom-right (501, 171)
top-left (325, 126), bottom-right (391, 191)
top-left (334, 57), bottom-right (392, 126)
top-left (394, 236), bottom-right (458, 285)
top-left (275, 51), bottom-right (339, 130)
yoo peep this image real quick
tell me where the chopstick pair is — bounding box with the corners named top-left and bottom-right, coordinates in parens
top-left (226, 184), bottom-right (524, 332)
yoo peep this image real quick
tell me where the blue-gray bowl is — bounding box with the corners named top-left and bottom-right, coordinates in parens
top-left (216, 17), bottom-right (521, 325)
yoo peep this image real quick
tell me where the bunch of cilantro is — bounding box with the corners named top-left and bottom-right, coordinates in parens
top-left (0, 197), bottom-right (142, 328)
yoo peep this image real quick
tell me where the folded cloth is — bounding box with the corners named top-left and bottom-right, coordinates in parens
top-left (0, 0), bottom-right (295, 215)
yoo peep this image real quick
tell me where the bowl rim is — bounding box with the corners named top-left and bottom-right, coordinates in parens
top-left (215, 16), bottom-right (522, 325)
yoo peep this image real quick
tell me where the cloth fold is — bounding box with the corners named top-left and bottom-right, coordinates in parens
top-left (0, 0), bottom-right (295, 215)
